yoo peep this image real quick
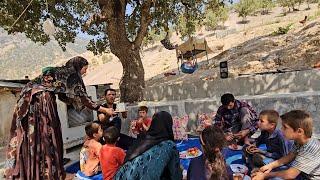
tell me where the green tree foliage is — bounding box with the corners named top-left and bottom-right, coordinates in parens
top-left (258, 0), bottom-right (275, 14)
top-left (142, 29), bottom-right (166, 47)
top-left (306, 0), bottom-right (319, 9)
top-left (235, 0), bottom-right (259, 21)
top-left (318, 0), bottom-right (320, 7)
top-left (177, 14), bottom-right (197, 39)
top-left (277, 0), bottom-right (303, 12)
top-left (277, 0), bottom-right (289, 9)
top-left (219, 6), bottom-right (230, 24)
top-left (205, 10), bottom-right (219, 30)
top-left (205, 6), bottom-right (229, 30)
top-left (0, 0), bottom-right (230, 102)
top-left (272, 23), bottom-right (293, 35)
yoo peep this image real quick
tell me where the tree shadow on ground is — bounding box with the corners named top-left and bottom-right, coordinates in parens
top-left (237, 20), bottom-right (250, 24)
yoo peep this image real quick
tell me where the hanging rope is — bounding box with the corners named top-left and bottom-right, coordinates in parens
top-left (192, 44), bottom-right (197, 65)
top-left (45, 0), bottom-right (49, 13)
top-left (10, 0), bottom-right (34, 29)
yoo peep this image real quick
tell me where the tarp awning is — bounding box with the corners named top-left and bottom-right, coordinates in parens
top-left (176, 37), bottom-right (213, 59)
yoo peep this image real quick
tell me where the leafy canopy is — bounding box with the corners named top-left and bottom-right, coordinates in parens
top-left (0, 0), bottom-right (233, 54)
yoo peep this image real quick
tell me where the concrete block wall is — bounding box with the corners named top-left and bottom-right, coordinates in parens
top-left (132, 69), bottom-right (320, 138)
top-left (124, 92), bottom-right (320, 139)
top-left (144, 69), bottom-right (320, 102)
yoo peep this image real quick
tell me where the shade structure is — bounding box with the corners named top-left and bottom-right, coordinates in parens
top-left (176, 37), bottom-right (213, 59)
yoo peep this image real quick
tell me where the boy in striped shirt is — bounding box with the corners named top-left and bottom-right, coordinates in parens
top-left (252, 110), bottom-right (320, 180)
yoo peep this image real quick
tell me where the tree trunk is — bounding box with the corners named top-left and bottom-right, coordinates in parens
top-left (117, 48), bottom-right (145, 103)
top-left (108, 36), bottom-right (145, 103)
top-left (109, 34), bottom-right (145, 103)
top-left (101, 0), bottom-right (152, 102)
top-left (108, 37), bottom-right (145, 103)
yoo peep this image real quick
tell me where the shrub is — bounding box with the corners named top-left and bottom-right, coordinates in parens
top-left (272, 23), bottom-right (293, 35)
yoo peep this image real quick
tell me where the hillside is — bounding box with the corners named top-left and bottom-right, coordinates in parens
top-left (0, 29), bottom-right (88, 79)
top-left (0, 3), bottom-right (319, 90)
top-left (84, 3), bottom-right (320, 88)
top-left (147, 18), bottom-right (320, 87)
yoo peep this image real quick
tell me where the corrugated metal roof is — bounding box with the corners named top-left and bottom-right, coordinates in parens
top-left (0, 79), bottom-right (30, 84)
top-left (0, 81), bottom-right (25, 88)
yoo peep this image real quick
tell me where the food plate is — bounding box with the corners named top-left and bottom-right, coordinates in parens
top-left (230, 164), bottom-right (249, 174)
top-left (179, 147), bottom-right (202, 159)
top-left (228, 144), bottom-right (243, 151)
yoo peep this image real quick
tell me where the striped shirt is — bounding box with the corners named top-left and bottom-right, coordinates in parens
top-left (291, 138), bottom-right (320, 180)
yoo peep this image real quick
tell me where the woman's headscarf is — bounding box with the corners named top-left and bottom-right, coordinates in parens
top-left (124, 111), bottom-right (174, 162)
top-left (31, 56), bottom-right (89, 110)
top-left (54, 56), bottom-right (88, 95)
top-left (65, 56), bottom-right (89, 72)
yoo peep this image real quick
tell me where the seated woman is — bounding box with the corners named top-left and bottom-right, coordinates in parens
top-left (200, 126), bottom-right (233, 180)
top-left (114, 111), bottom-right (182, 180)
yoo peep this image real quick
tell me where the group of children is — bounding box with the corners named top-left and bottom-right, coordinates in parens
top-left (243, 110), bottom-right (291, 171)
top-left (78, 99), bottom-right (320, 180)
top-left (78, 106), bottom-right (152, 180)
top-left (250, 110), bottom-right (320, 180)
top-left (201, 109), bottom-right (320, 180)
top-left (79, 123), bottom-right (125, 180)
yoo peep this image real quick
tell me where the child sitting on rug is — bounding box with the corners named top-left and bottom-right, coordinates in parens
top-left (79, 122), bottom-right (103, 177)
top-left (200, 126), bottom-right (233, 179)
top-left (252, 110), bottom-right (320, 180)
top-left (244, 110), bottom-right (291, 169)
top-left (100, 126), bottom-right (126, 180)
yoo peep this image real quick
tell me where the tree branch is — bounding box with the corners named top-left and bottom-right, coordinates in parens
top-left (83, 13), bottom-right (108, 31)
top-left (133, 0), bottom-right (153, 49)
top-left (81, 0), bottom-right (111, 31)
